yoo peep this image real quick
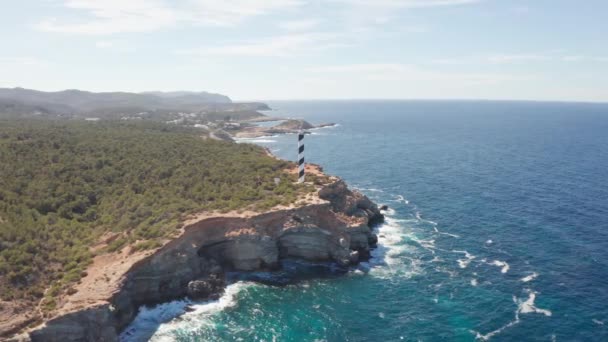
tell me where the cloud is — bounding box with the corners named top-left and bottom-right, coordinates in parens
top-left (36, 0), bottom-right (482, 35)
top-left (36, 0), bottom-right (304, 34)
top-left (335, 0), bottom-right (482, 9)
top-left (177, 32), bottom-right (347, 57)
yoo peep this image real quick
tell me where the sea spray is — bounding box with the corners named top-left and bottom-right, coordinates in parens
top-left (121, 283), bottom-right (254, 342)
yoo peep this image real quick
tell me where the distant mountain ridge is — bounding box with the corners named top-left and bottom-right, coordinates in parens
top-left (0, 87), bottom-right (232, 115)
top-left (141, 91), bottom-right (228, 99)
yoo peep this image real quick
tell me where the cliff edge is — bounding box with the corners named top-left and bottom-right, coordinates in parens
top-left (10, 168), bottom-right (383, 342)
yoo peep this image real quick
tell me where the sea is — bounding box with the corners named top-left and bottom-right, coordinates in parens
top-left (121, 100), bottom-right (608, 341)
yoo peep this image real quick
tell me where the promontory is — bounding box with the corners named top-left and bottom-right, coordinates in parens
top-left (0, 119), bottom-right (382, 341)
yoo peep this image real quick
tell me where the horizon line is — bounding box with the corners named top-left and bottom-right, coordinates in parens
top-left (2, 86), bottom-right (607, 105)
top-left (240, 98), bottom-right (608, 105)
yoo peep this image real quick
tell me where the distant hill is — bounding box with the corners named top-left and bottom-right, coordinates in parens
top-left (142, 90), bottom-right (230, 101)
top-left (0, 99), bottom-right (73, 118)
top-left (201, 110), bottom-right (267, 122)
top-left (0, 87), bottom-right (232, 116)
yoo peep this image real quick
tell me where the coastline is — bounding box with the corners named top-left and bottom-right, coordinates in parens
top-left (9, 152), bottom-right (384, 341)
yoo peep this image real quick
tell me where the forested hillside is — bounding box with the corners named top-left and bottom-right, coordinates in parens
top-left (0, 120), bottom-right (300, 309)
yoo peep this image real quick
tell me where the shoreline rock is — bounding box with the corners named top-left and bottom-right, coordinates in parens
top-left (233, 119), bottom-right (336, 139)
top-left (12, 179), bottom-right (383, 342)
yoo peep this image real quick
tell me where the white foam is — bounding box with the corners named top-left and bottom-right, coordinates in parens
top-left (470, 279), bottom-right (478, 287)
top-left (490, 260), bottom-right (510, 274)
top-left (412, 237), bottom-right (436, 250)
top-left (391, 195), bottom-right (410, 204)
top-left (430, 256), bottom-right (443, 263)
top-left (486, 239), bottom-right (493, 245)
top-left (433, 227), bottom-right (460, 238)
top-left (518, 290), bottom-right (552, 317)
top-left (370, 215), bottom-right (423, 279)
top-left (472, 290), bottom-right (551, 340)
top-left (121, 282), bottom-right (252, 342)
top-left (593, 319), bottom-right (605, 325)
top-left (472, 317), bottom-right (520, 341)
top-left (120, 300), bottom-right (190, 341)
top-left (452, 250), bottom-right (476, 269)
top-left (520, 272), bottom-right (539, 283)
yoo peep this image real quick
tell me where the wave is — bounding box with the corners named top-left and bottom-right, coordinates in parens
top-left (472, 290), bottom-right (551, 340)
top-left (433, 226), bottom-right (460, 238)
top-left (414, 238), bottom-right (436, 250)
top-left (520, 272), bottom-right (538, 283)
top-left (452, 250), bottom-right (476, 269)
top-left (390, 194), bottom-right (409, 204)
top-left (120, 282), bottom-right (253, 342)
top-left (370, 215), bottom-right (424, 279)
top-left (120, 300), bottom-right (191, 341)
top-left (489, 260), bottom-right (510, 274)
top-left (518, 290), bottom-right (552, 316)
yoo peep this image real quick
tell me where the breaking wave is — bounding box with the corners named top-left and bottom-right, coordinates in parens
top-left (120, 283), bottom-right (253, 342)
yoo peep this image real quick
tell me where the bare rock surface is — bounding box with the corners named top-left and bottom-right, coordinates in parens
top-left (13, 178), bottom-right (382, 342)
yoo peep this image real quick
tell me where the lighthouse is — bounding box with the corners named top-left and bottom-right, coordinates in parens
top-left (297, 131), bottom-right (305, 183)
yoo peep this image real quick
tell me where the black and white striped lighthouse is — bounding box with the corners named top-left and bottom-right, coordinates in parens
top-left (297, 131), bottom-right (305, 183)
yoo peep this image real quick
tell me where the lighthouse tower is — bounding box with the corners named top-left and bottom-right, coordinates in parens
top-left (297, 131), bottom-right (305, 183)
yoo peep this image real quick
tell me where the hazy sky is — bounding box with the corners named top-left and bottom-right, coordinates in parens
top-left (1, 0), bottom-right (607, 101)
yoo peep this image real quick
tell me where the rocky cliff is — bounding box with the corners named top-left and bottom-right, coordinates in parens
top-left (13, 180), bottom-right (383, 342)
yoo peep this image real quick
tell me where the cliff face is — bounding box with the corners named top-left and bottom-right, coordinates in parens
top-left (18, 180), bottom-right (383, 342)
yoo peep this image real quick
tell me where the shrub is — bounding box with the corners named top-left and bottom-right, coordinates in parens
top-left (0, 119), bottom-right (301, 302)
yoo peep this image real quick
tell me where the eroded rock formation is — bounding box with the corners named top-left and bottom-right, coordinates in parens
top-left (15, 180), bottom-right (382, 342)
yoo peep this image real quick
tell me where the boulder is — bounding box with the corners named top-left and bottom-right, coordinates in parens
top-left (319, 180), bottom-right (384, 225)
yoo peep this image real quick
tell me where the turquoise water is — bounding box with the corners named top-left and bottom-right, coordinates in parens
top-left (124, 100), bottom-right (608, 341)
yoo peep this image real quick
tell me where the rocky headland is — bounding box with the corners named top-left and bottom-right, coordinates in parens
top-left (231, 119), bottom-right (336, 139)
top-left (9, 165), bottom-right (383, 342)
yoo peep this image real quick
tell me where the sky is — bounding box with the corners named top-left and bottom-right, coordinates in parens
top-left (1, 0), bottom-right (607, 102)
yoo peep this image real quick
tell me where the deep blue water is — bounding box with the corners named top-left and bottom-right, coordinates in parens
top-left (124, 100), bottom-right (608, 341)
